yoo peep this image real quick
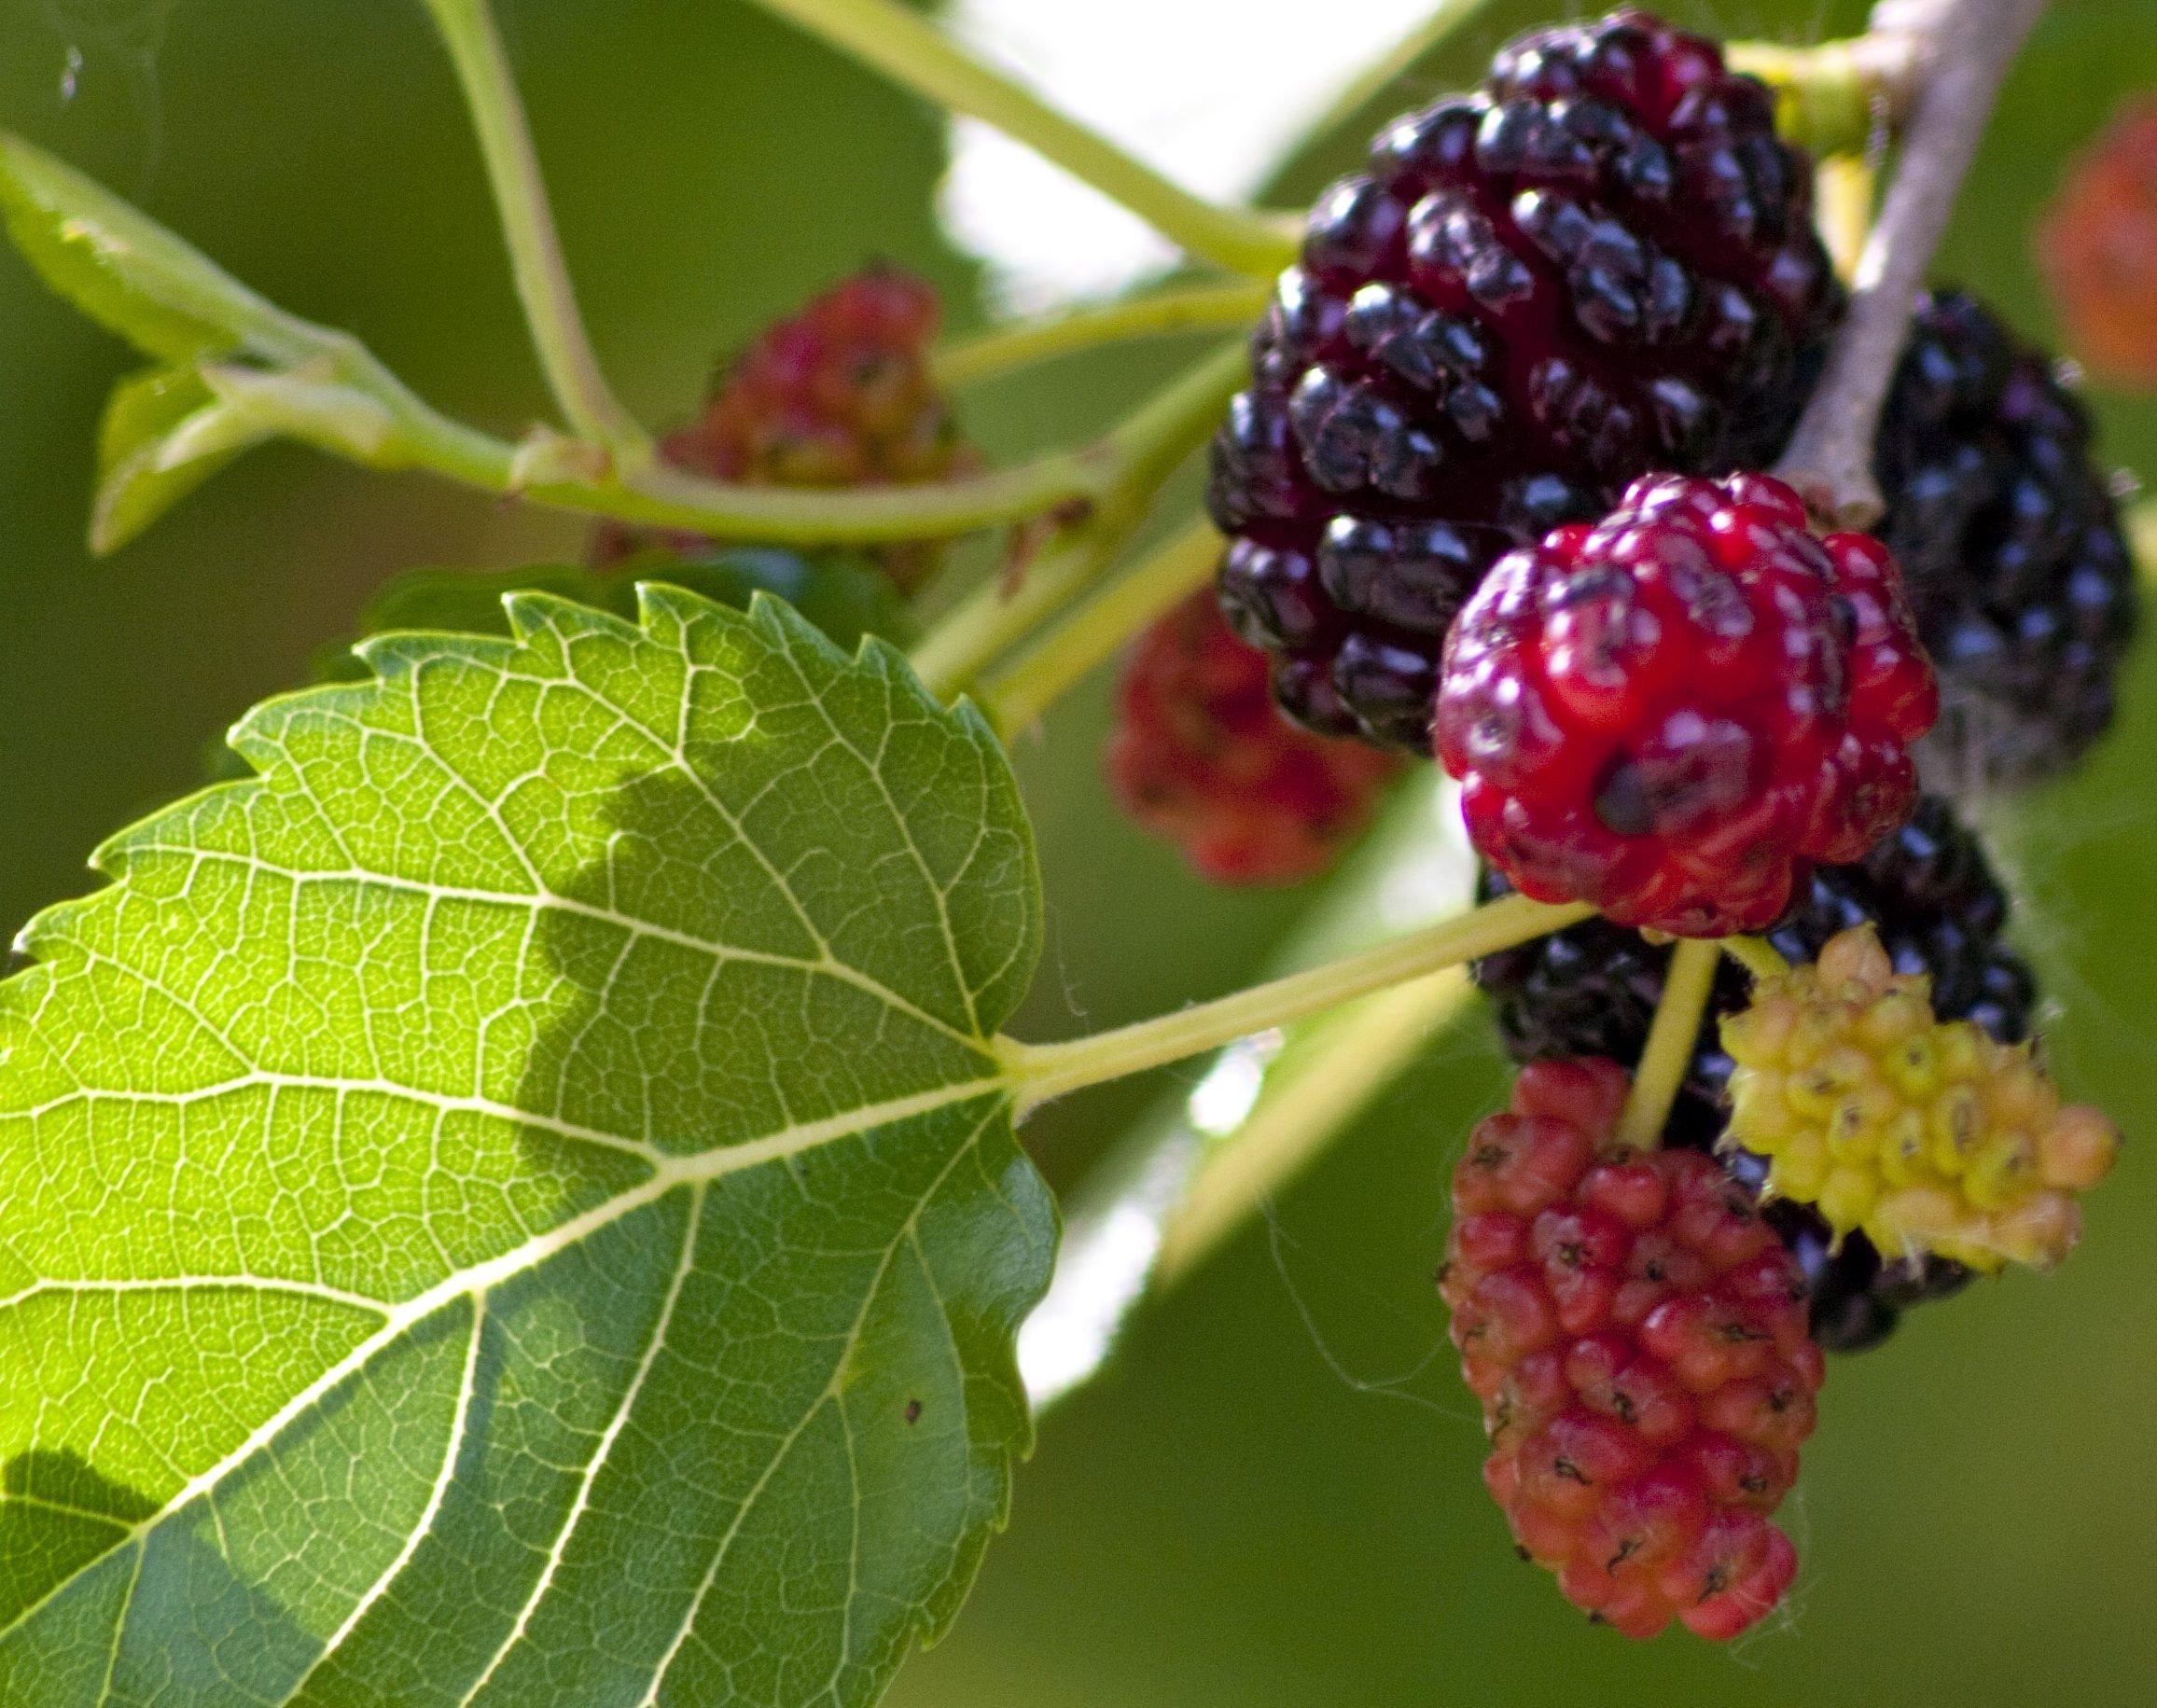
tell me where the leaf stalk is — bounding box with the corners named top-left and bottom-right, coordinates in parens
top-left (1002, 894), bottom-right (1594, 1116)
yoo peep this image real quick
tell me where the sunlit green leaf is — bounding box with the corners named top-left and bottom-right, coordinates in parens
top-left (0, 586), bottom-right (1051, 1707)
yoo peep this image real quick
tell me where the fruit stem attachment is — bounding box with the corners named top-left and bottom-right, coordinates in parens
top-left (1773, 0), bottom-right (2051, 529)
top-left (910, 340), bottom-right (1248, 699)
top-left (1614, 937), bottom-right (1721, 1149)
top-left (1002, 895), bottom-right (1594, 1116)
top-left (1816, 155), bottom-right (1877, 285)
top-left (1727, 11), bottom-right (1941, 160)
top-left (418, 0), bottom-right (647, 453)
top-left (739, 0), bottom-right (1300, 278)
top-left (1722, 936), bottom-right (1792, 981)
top-left (932, 281), bottom-right (1272, 390)
top-left (977, 516), bottom-right (1222, 735)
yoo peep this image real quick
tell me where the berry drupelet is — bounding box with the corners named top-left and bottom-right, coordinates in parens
top-left (1722, 924), bottom-right (2119, 1274)
top-left (1473, 794), bottom-right (2035, 1350)
top-left (1107, 592), bottom-right (1399, 884)
top-left (1874, 290), bottom-right (2138, 793)
top-left (1442, 1057), bottom-right (1821, 1639)
top-left (592, 264), bottom-right (970, 590)
top-left (1209, 8), bottom-right (1842, 749)
top-left (1437, 472), bottom-right (1937, 936)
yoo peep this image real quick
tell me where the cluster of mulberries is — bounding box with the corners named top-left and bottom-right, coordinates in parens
top-left (639, 7), bottom-right (2137, 1647)
top-left (1108, 4), bottom-right (2140, 1645)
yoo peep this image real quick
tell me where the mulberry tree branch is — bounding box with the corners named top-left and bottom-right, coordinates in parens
top-left (1774, 0), bottom-right (2051, 529)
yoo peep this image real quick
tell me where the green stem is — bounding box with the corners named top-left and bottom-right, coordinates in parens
top-left (1816, 154), bottom-right (1876, 285)
top-left (1156, 968), bottom-right (1470, 1282)
top-left (154, 314), bottom-right (1246, 549)
top-left (591, 440), bottom-right (1109, 543)
top-left (1726, 27), bottom-right (1931, 160)
top-left (1001, 895), bottom-right (1594, 1115)
top-left (1614, 937), bottom-right (1721, 1149)
top-left (420, 0), bottom-right (646, 451)
top-left (909, 340), bottom-right (1247, 697)
top-left (741, 0), bottom-right (1299, 277)
top-left (976, 516), bottom-right (1221, 734)
top-left (2131, 497), bottom-right (2157, 582)
top-left (138, 310), bottom-right (1237, 549)
top-left (932, 281), bottom-right (1271, 390)
top-left (305, 379), bottom-right (1112, 542)
top-left (1291, 0), bottom-right (1501, 152)
top-left (1722, 936), bottom-right (1792, 981)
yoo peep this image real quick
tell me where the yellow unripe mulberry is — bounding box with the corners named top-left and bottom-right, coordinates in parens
top-left (1720, 925), bottom-right (2121, 1273)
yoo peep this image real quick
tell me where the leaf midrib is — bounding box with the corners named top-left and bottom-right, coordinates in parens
top-left (73, 850), bottom-right (986, 1057)
top-left (0, 1070), bottom-right (1016, 1650)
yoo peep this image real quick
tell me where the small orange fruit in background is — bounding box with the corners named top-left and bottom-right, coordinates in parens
top-left (2039, 100), bottom-right (2157, 389)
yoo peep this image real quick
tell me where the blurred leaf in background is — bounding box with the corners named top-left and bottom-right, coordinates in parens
top-left (2, 1), bottom-right (2154, 1705)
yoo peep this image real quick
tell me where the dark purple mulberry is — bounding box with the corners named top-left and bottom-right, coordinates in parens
top-left (1875, 290), bottom-right (2140, 794)
top-left (1209, 8), bottom-right (1842, 749)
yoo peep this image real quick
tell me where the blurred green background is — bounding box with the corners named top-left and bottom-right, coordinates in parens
top-left (2, 0), bottom-right (2153, 1703)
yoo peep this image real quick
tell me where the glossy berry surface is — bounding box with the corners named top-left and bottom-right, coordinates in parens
top-left (1209, 7), bottom-right (1841, 749)
top-left (1442, 1058), bottom-right (1820, 1639)
top-left (2038, 102), bottom-right (2157, 387)
top-left (1875, 290), bottom-right (2138, 792)
top-left (1107, 592), bottom-right (1399, 884)
top-left (1473, 794), bottom-right (2032, 1350)
top-left (1438, 472), bottom-right (1937, 935)
top-left (593, 264), bottom-right (967, 589)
